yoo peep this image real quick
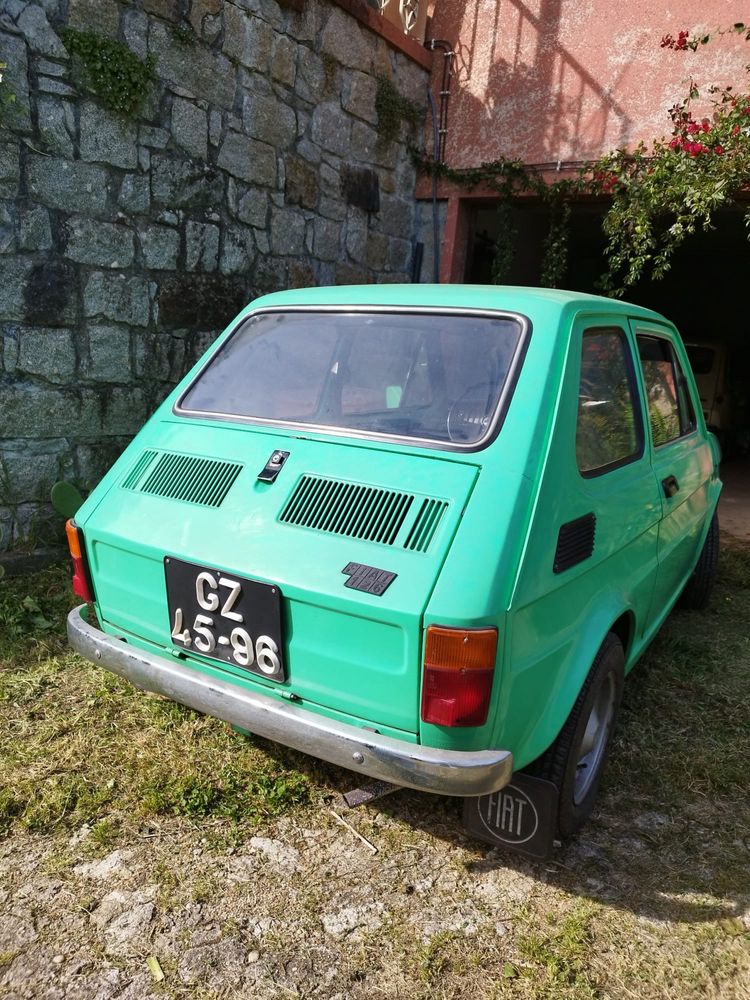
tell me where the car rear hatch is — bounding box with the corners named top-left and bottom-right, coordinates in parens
top-left (82, 419), bottom-right (478, 736)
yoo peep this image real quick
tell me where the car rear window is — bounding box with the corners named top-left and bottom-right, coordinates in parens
top-left (177, 310), bottom-right (526, 448)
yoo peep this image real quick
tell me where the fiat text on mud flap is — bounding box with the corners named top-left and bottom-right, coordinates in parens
top-left (66, 285), bottom-right (721, 850)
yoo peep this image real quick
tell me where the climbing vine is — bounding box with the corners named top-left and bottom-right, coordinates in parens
top-left (540, 198), bottom-right (572, 288)
top-left (375, 75), bottom-right (423, 143)
top-left (412, 151), bottom-right (580, 287)
top-left (415, 22), bottom-right (750, 295)
top-left (61, 29), bottom-right (155, 118)
top-left (0, 60), bottom-right (15, 123)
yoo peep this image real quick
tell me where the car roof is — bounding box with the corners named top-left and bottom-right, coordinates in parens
top-left (249, 284), bottom-right (670, 326)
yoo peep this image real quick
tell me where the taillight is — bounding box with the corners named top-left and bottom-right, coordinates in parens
top-left (421, 625), bottom-right (498, 727)
top-left (65, 519), bottom-right (94, 603)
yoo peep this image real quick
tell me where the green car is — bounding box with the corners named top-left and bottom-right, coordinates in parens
top-left (66, 285), bottom-right (721, 856)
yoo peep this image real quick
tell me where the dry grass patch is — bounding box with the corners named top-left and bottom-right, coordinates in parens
top-left (0, 544), bottom-right (749, 999)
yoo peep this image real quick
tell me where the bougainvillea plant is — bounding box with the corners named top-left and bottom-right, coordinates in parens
top-left (414, 23), bottom-right (750, 295)
top-left (591, 22), bottom-right (750, 295)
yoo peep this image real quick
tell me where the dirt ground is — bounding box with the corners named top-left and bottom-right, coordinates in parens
top-left (719, 460), bottom-right (750, 541)
top-left (1, 546), bottom-right (749, 1000)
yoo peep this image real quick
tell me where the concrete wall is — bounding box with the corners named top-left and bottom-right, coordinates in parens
top-left (0, 0), bottom-right (428, 552)
top-left (428, 0), bottom-right (750, 168)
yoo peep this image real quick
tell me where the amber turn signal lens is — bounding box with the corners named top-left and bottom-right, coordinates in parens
top-left (424, 625), bottom-right (498, 673)
top-left (65, 518), bottom-right (82, 559)
top-left (421, 626), bottom-right (498, 728)
top-left (65, 519), bottom-right (94, 603)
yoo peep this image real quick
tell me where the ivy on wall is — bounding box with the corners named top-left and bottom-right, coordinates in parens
top-left (375, 75), bottom-right (423, 143)
top-left (412, 151), bottom-right (579, 289)
top-left (0, 59), bottom-right (15, 121)
top-left (62, 29), bottom-right (155, 118)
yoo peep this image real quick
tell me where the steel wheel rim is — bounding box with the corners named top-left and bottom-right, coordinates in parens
top-left (573, 672), bottom-right (616, 805)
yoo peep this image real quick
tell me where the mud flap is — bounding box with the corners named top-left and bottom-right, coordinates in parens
top-left (462, 774), bottom-right (559, 860)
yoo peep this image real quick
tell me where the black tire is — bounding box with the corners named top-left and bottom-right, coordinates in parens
top-left (678, 512), bottom-right (719, 611)
top-left (526, 633), bottom-right (624, 838)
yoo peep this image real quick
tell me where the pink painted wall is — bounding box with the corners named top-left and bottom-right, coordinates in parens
top-left (428, 0), bottom-right (750, 167)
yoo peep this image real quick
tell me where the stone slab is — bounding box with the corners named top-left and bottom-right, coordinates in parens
top-left (80, 102), bottom-right (138, 169)
top-left (27, 156), bottom-right (109, 215)
top-left (84, 272), bottom-right (150, 327)
top-left (64, 218), bottom-right (136, 268)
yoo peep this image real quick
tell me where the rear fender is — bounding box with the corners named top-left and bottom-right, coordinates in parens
top-left (503, 594), bottom-right (633, 771)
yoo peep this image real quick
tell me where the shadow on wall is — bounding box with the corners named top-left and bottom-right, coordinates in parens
top-left (435, 0), bottom-right (632, 165)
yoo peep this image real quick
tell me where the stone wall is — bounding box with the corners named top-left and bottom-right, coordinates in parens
top-left (0, 0), bottom-right (427, 553)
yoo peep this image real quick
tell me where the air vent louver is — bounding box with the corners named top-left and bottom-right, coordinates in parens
top-left (280, 475), bottom-right (414, 546)
top-left (280, 475), bottom-right (450, 552)
top-left (122, 449), bottom-right (157, 489)
top-left (403, 498), bottom-right (449, 552)
top-left (554, 512), bottom-right (596, 573)
top-left (123, 451), bottom-right (242, 508)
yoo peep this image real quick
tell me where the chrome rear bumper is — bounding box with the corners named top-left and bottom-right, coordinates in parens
top-left (67, 605), bottom-right (513, 797)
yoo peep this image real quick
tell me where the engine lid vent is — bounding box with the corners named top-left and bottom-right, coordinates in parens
top-left (403, 498), bottom-right (449, 553)
top-left (280, 475), bottom-right (449, 551)
top-left (122, 450), bottom-right (243, 508)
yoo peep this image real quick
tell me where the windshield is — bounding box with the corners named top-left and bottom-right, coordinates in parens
top-left (177, 310), bottom-right (526, 447)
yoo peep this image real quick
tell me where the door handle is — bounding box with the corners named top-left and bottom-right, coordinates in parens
top-left (662, 475), bottom-right (679, 498)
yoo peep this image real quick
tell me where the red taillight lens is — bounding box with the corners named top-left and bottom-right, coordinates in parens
top-left (421, 625), bottom-right (498, 727)
top-left (65, 519), bottom-right (94, 603)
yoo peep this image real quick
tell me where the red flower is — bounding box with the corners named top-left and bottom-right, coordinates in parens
top-left (687, 122), bottom-right (700, 134)
top-left (732, 125), bottom-right (741, 136)
top-left (714, 145), bottom-right (724, 154)
top-left (669, 137), bottom-right (683, 149)
top-left (661, 29), bottom-right (691, 51)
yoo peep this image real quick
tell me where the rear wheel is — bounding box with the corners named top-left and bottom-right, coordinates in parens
top-left (679, 512), bottom-right (719, 611)
top-left (526, 633), bottom-right (624, 838)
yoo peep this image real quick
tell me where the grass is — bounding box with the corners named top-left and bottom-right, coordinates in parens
top-left (0, 565), bottom-right (314, 838)
top-left (0, 545), bottom-right (749, 999)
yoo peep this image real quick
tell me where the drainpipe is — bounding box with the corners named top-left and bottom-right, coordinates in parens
top-left (425, 39), bottom-right (454, 282)
top-left (427, 86), bottom-right (440, 282)
top-left (427, 39), bottom-right (454, 164)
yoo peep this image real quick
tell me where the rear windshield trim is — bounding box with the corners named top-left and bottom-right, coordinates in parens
top-left (173, 305), bottom-right (532, 453)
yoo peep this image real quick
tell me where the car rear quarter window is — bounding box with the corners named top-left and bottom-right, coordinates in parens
top-left (637, 335), bottom-right (697, 446)
top-left (576, 328), bottom-right (643, 476)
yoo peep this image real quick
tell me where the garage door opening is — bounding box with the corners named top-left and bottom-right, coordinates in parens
top-left (466, 202), bottom-right (750, 441)
top-left (465, 199), bottom-right (750, 537)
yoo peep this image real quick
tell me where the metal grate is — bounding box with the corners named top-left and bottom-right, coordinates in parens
top-left (403, 498), bottom-right (448, 552)
top-left (123, 451), bottom-right (243, 508)
top-left (280, 475), bottom-right (414, 546)
top-left (122, 449), bottom-right (157, 489)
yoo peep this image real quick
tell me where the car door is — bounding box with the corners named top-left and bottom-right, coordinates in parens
top-left (573, 321), bottom-right (663, 638)
top-left (631, 325), bottom-right (714, 621)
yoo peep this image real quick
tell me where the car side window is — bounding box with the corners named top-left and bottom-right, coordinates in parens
top-left (637, 335), bottom-right (697, 446)
top-left (576, 327), bottom-right (643, 476)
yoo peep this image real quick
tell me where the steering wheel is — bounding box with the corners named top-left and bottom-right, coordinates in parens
top-left (446, 382), bottom-right (494, 444)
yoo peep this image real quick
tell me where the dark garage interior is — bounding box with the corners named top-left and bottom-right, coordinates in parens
top-left (466, 200), bottom-right (750, 536)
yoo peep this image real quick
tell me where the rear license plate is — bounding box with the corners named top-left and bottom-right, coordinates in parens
top-left (164, 557), bottom-right (285, 682)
